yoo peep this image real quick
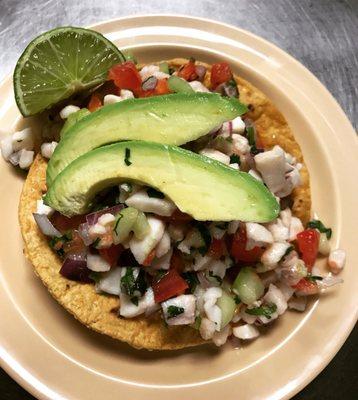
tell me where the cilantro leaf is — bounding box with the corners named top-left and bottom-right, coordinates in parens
top-left (124, 148), bottom-right (132, 166)
top-left (167, 305), bottom-right (184, 319)
top-left (246, 303), bottom-right (277, 319)
top-left (307, 219), bottom-right (332, 239)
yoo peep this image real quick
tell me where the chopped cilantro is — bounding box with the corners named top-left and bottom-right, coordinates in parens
top-left (307, 219), bottom-right (332, 239)
top-left (168, 66), bottom-right (175, 75)
top-left (147, 188), bottom-right (165, 199)
top-left (234, 295), bottom-right (241, 304)
top-left (92, 237), bottom-right (101, 248)
top-left (167, 305), bottom-right (185, 319)
top-left (246, 303), bottom-right (277, 319)
top-left (208, 271), bottom-right (223, 284)
top-left (191, 315), bottom-right (202, 330)
top-left (89, 271), bottom-right (102, 283)
top-left (120, 266), bottom-right (147, 297)
top-left (195, 222), bottom-right (211, 254)
top-left (307, 274), bottom-right (323, 282)
top-left (130, 297), bottom-right (139, 306)
top-left (124, 148), bottom-right (132, 166)
top-left (246, 126), bottom-right (256, 146)
top-left (229, 154), bottom-right (241, 165)
top-left (182, 271), bottom-right (199, 293)
top-left (280, 245), bottom-right (294, 262)
top-left (49, 233), bottom-right (71, 257)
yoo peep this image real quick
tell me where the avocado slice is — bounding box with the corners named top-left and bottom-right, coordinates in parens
top-left (46, 93), bottom-right (247, 186)
top-left (44, 141), bottom-right (279, 222)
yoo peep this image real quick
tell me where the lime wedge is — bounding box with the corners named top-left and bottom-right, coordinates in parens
top-left (13, 27), bottom-right (125, 116)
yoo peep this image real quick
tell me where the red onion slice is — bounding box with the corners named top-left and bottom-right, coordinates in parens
top-left (142, 76), bottom-right (158, 91)
top-left (86, 204), bottom-right (123, 225)
top-left (195, 65), bottom-right (207, 81)
top-left (78, 222), bottom-right (94, 246)
top-left (60, 253), bottom-right (92, 283)
top-left (33, 213), bottom-right (62, 237)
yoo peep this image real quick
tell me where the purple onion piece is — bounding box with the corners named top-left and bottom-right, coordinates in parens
top-left (197, 271), bottom-right (210, 289)
top-left (86, 204), bottom-right (124, 225)
top-left (60, 253), bottom-right (92, 283)
top-left (195, 65), bottom-right (207, 81)
top-left (142, 76), bottom-right (158, 91)
top-left (215, 82), bottom-right (239, 98)
top-left (33, 213), bottom-right (62, 237)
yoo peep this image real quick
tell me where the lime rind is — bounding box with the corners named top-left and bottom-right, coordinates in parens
top-left (14, 26), bottom-right (125, 116)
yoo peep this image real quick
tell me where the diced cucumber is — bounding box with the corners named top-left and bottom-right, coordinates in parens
top-left (168, 76), bottom-right (194, 94)
top-left (217, 290), bottom-right (236, 328)
top-left (132, 211), bottom-right (150, 239)
top-left (113, 207), bottom-right (138, 244)
top-left (232, 267), bottom-right (264, 305)
top-left (159, 62), bottom-right (169, 74)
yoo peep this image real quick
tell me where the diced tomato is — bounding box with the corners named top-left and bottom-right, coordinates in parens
top-left (98, 244), bottom-right (124, 267)
top-left (142, 249), bottom-right (156, 266)
top-left (293, 278), bottom-right (318, 295)
top-left (88, 94), bottom-right (102, 112)
top-left (50, 212), bottom-right (86, 233)
top-left (159, 209), bottom-right (193, 224)
top-left (178, 60), bottom-right (198, 81)
top-left (152, 269), bottom-right (188, 303)
top-left (170, 249), bottom-right (184, 273)
top-left (154, 79), bottom-right (171, 95)
top-left (230, 226), bottom-right (264, 263)
top-left (296, 229), bottom-right (319, 271)
top-left (108, 61), bottom-right (142, 95)
top-left (210, 62), bottom-right (233, 88)
top-left (63, 231), bottom-right (86, 254)
top-left (208, 238), bottom-right (226, 259)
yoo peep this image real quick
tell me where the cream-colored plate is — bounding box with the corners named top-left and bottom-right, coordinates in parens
top-left (0, 15), bottom-right (357, 400)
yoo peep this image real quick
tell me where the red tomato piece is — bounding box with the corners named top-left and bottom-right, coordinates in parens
top-left (210, 62), bottom-right (233, 88)
top-left (88, 94), bottom-right (102, 112)
top-left (293, 278), bottom-right (318, 295)
top-left (170, 250), bottom-right (184, 273)
top-left (152, 269), bottom-right (188, 303)
top-left (296, 229), bottom-right (319, 271)
top-left (208, 238), bottom-right (226, 259)
top-left (154, 79), bottom-right (171, 95)
top-left (178, 60), bottom-right (198, 81)
top-left (108, 61), bottom-right (142, 95)
top-left (63, 231), bottom-right (86, 254)
top-left (50, 212), bottom-right (86, 233)
top-left (98, 244), bottom-right (124, 267)
top-left (142, 249), bottom-right (156, 266)
top-left (230, 226), bottom-right (264, 263)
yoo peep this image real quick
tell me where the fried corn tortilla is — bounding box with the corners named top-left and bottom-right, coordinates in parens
top-left (18, 59), bottom-right (311, 350)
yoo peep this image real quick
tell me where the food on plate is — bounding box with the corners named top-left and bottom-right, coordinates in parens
top-left (1, 27), bottom-right (345, 350)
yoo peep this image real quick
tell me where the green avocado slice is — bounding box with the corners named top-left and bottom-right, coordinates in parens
top-left (44, 141), bottom-right (279, 222)
top-left (46, 93), bottom-right (247, 186)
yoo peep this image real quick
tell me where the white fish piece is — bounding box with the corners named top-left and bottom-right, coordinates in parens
top-left (129, 216), bottom-right (165, 264)
top-left (156, 230), bottom-right (171, 258)
top-left (200, 148), bottom-right (230, 165)
top-left (248, 169), bottom-right (263, 182)
top-left (87, 253), bottom-right (111, 272)
top-left (231, 117), bottom-right (246, 134)
top-left (12, 128), bottom-right (34, 152)
top-left (254, 145), bottom-right (287, 194)
top-left (41, 141), bottom-right (58, 159)
top-left (245, 222), bottom-right (273, 250)
top-left (212, 325), bottom-right (232, 347)
top-left (227, 220), bottom-right (240, 235)
top-left (168, 223), bottom-right (186, 242)
top-left (261, 242), bottom-right (291, 269)
top-left (96, 267), bottom-right (122, 295)
top-left (139, 65), bottom-right (169, 81)
top-left (318, 233), bottom-right (331, 256)
top-left (152, 247), bottom-right (173, 270)
top-left (192, 254), bottom-right (213, 271)
top-left (0, 136), bottom-right (14, 160)
top-left (289, 217), bottom-right (304, 241)
top-left (97, 213), bottom-right (116, 227)
top-left (59, 105), bottom-right (80, 119)
top-left (288, 296), bottom-right (307, 311)
top-left (120, 89), bottom-right (134, 99)
top-left (189, 80), bottom-right (210, 92)
top-left (203, 287), bottom-right (222, 330)
top-left (263, 284), bottom-right (287, 315)
top-left (233, 324), bottom-right (259, 340)
top-left (199, 317), bottom-right (216, 340)
top-left (328, 249), bottom-right (346, 274)
top-left (103, 94), bottom-right (122, 105)
top-left (162, 294), bottom-right (196, 325)
top-left (267, 219), bottom-right (289, 242)
top-left (125, 189), bottom-right (176, 217)
top-left (119, 287), bottom-right (156, 318)
top-left (18, 149), bottom-right (34, 169)
top-left (232, 133), bottom-right (250, 154)
top-left (36, 199), bottom-right (55, 217)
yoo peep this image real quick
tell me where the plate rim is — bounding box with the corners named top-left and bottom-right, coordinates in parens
top-left (0, 13), bottom-right (357, 400)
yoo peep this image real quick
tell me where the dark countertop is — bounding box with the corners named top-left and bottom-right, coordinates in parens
top-left (0, 0), bottom-right (357, 399)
